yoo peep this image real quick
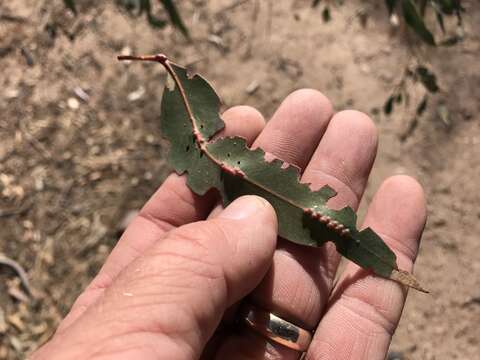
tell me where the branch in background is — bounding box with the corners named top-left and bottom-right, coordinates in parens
top-left (402, 0), bottom-right (436, 45)
top-left (0, 255), bottom-right (33, 297)
top-left (63, 0), bottom-right (189, 38)
top-left (380, 0), bottom-right (465, 127)
top-left (159, 0), bottom-right (190, 39)
top-left (383, 63), bottom-right (449, 140)
top-left (384, 64), bottom-right (439, 115)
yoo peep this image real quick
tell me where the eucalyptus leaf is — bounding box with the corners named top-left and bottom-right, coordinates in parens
top-left (416, 95), bottom-right (428, 116)
top-left (63, 0), bottom-right (77, 14)
top-left (322, 7), bottom-right (331, 22)
top-left (432, 0), bottom-right (464, 15)
top-left (402, 0), bottom-right (436, 46)
top-left (419, 0), bottom-right (428, 16)
top-left (159, 0), bottom-right (190, 38)
top-left (117, 0), bottom-right (142, 15)
top-left (395, 93), bottom-right (403, 104)
top-left (142, 0), bottom-right (167, 28)
top-left (416, 66), bottom-right (439, 93)
top-left (385, 0), bottom-right (398, 15)
top-left (434, 10), bottom-right (446, 33)
top-left (384, 95), bottom-right (395, 115)
top-left (118, 54), bottom-right (427, 292)
top-left (439, 35), bottom-right (462, 46)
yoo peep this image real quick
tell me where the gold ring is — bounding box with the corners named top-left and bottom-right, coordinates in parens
top-left (240, 303), bottom-right (312, 352)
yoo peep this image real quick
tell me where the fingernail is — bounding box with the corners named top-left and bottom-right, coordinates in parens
top-left (218, 196), bottom-right (269, 220)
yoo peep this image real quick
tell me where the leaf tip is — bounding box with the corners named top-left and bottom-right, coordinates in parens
top-left (390, 269), bottom-right (429, 293)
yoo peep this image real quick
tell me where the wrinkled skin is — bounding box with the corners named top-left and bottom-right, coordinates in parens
top-left (32, 90), bottom-right (426, 360)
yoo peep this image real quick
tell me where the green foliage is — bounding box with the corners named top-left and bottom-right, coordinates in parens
top-left (416, 95), bottom-right (428, 116)
top-left (383, 64), bottom-right (439, 117)
top-left (159, 0), bottom-right (189, 38)
top-left (64, 0), bottom-right (189, 37)
top-left (322, 7), bottom-right (331, 22)
top-left (117, 0), bottom-right (166, 28)
top-left (63, 0), bottom-right (77, 14)
top-left (386, 0), bottom-right (398, 15)
top-left (314, 1), bottom-right (464, 45)
top-left (415, 66), bottom-right (439, 93)
top-left (312, 0), bottom-right (346, 22)
top-left (119, 54), bottom-right (427, 292)
top-left (378, 1), bottom-right (464, 125)
top-left (402, 0), bottom-right (436, 45)
top-left (391, 0), bottom-right (464, 46)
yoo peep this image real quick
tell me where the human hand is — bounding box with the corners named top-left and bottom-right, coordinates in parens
top-left (31, 89), bottom-right (426, 360)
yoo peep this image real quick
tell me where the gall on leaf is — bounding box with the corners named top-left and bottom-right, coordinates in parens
top-left (118, 54), bottom-right (428, 293)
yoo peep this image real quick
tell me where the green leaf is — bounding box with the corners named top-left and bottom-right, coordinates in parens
top-left (419, 0), bottom-right (428, 16)
top-left (402, 0), bottom-right (436, 45)
top-left (439, 35), bottom-right (462, 46)
top-left (118, 54), bottom-right (427, 292)
top-left (117, 0), bottom-right (143, 15)
top-left (395, 93), bottom-right (403, 104)
top-left (431, 0), bottom-right (464, 15)
top-left (434, 9), bottom-right (446, 33)
top-left (384, 95), bottom-right (395, 115)
top-left (63, 0), bottom-right (77, 14)
top-left (117, 0), bottom-right (167, 27)
top-left (385, 0), bottom-right (398, 15)
top-left (322, 7), bottom-right (331, 22)
top-left (416, 66), bottom-right (439, 93)
top-left (146, 13), bottom-right (168, 28)
top-left (159, 0), bottom-right (190, 38)
top-left (416, 95), bottom-right (428, 116)
top-left (142, 0), bottom-right (168, 28)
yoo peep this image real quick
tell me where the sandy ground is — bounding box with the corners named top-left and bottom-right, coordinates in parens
top-left (0, 0), bottom-right (479, 359)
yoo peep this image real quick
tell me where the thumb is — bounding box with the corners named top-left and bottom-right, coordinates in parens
top-left (33, 196), bottom-right (277, 360)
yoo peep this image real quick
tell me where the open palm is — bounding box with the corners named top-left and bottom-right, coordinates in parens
top-left (32, 89), bottom-right (426, 360)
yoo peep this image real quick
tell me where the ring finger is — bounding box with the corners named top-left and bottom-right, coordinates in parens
top-left (215, 94), bottom-right (378, 359)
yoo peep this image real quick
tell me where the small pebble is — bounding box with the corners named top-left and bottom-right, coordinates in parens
top-left (67, 97), bottom-right (80, 110)
top-left (245, 80), bottom-right (260, 95)
top-left (74, 86), bottom-right (90, 102)
top-left (5, 88), bottom-right (19, 99)
top-left (387, 351), bottom-right (404, 360)
top-left (127, 86), bottom-right (145, 102)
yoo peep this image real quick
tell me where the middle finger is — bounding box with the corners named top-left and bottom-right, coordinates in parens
top-left (216, 96), bottom-right (378, 359)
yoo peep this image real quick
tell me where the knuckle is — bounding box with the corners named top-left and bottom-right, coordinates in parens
top-left (340, 291), bottom-right (398, 336)
top-left (150, 221), bottom-right (230, 289)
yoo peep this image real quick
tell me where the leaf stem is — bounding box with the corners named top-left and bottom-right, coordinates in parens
top-left (118, 54), bottom-right (206, 146)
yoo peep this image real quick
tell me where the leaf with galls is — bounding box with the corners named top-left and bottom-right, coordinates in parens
top-left (118, 54), bottom-right (427, 293)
